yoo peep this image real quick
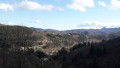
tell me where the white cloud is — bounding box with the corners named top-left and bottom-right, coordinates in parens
top-left (98, 1), bottom-right (107, 7)
top-left (110, 0), bottom-right (120, 10)
top-left (56, 7), bottom-right (65, 11)
top-left (99, 0), bottom-right (120, 10)
top-left (16, 0), bottom-right (54, 11)
top-left (35, 20), bottom-right (42, 24)
top-left (7, 22), bottom-right (15, 25)
top-left (76, 21), bottom-right (120, 29)
top-left (0, 0), bottom-right (54, 11)
top-left (67, 0), bottom-right (94, 12)
top-left (0, 3), bottom-right (14, 11)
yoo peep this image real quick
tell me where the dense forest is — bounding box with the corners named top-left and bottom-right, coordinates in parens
top-left (0, 25), bottom-right (120, 68)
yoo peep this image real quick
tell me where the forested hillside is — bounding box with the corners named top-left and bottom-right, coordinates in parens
top-left (0, 25), bottom-right (120, 68)
top-left (44, 37), bottom-right (120, 68)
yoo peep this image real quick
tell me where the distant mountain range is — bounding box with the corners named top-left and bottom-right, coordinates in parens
top-left (32, 27), bottom-right (120, 35)
top-left (0, 23), bottom-right (4, 26)
top-left (1, 23), bottom-right (120, 35)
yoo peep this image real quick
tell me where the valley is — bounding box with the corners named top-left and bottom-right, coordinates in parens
top-left (0, 25), bottom-right (120, 68)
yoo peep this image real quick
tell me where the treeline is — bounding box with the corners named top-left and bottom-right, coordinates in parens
top-left (0, 26), bottom-right (41, 68)
top-left (0, 26), bottom-right (38, 50)
top-left (45, 33), bottom-right (86, 48)
top-left (44, 37), bottom-right (120, 68)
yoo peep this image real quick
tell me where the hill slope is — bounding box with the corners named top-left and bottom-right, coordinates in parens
top-left (48, 37), bottom-right (120, 68)
top-left (0, 25), bottom-right (120, 68)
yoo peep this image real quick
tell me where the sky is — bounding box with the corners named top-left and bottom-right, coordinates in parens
top-left (0, 0), bottom-right (120, 30)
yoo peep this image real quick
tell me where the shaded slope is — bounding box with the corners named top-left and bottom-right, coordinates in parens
top-left (48, 37), bottom-right (120, 68)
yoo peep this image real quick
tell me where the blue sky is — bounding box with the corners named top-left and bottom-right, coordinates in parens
top-left (0, 0), bottom-right (120, 30)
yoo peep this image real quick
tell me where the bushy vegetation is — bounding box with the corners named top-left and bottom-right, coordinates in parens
top-left (0, 26), bottom-right (41, 68)
top-left (45, 33), bottom-right (87, 48)
top-left (46, 37), bottom-right (120, 68)
top-left (0, 26), bottom-right (37, 48)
